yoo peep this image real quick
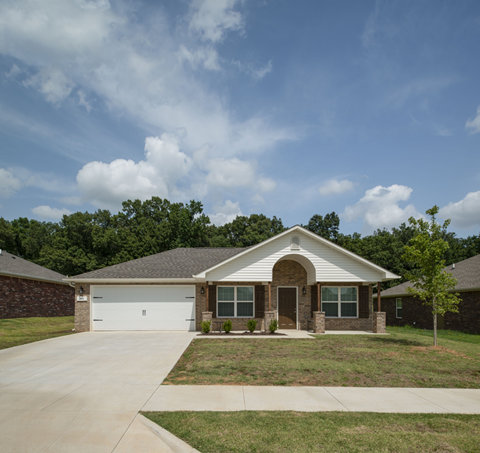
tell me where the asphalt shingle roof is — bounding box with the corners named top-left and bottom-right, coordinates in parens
top-left (70, 247), bottom-right (246, 280)
top-left (0, 250), bottom-right (68, 284)
top-left (380, 253), bottom-right (480, 297)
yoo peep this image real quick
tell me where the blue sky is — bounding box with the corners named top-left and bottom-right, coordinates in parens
top-left (0, 0), bottom-right (479, 237)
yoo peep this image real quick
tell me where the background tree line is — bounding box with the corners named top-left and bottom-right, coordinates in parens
top-left (1, 197), bottom-right (479, 290)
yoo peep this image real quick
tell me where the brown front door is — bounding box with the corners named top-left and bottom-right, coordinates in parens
top-left (278, 288), bottom-right (297, 329)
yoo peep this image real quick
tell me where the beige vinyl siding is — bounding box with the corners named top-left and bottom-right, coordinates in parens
top-left (206, 231), bottom-right (384, 283)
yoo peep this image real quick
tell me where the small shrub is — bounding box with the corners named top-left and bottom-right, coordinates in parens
top-left (268, 319), bottom-right (278, 334)
top-left (223, 319), bottom-right (233, 333)
top-left (247, 319), bottom-right (257, 333)
top-left (201, 320), bottom-right (211, 334)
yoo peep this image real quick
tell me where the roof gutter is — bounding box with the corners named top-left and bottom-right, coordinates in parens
top-left (0, 271), bottom-right (69, 286)
top-left (63, 277), bottom-right (202, 283)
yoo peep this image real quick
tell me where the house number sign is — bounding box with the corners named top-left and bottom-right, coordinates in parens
top-left (76, 296), bottom-right (88, 302)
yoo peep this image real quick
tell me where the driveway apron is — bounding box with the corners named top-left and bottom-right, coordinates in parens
top-left (0, 331), bottom-right (195, 453)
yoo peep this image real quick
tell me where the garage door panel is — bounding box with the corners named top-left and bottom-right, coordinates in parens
top-left (92, 286), bottom-right (195, 331)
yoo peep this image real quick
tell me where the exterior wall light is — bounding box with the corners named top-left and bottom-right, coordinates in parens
top-left (201, 286), bottom-right (205, 295)
top-left (302, 286), bottom-right (306, 295)
top-left (79, 286), bottom-right (84, 295)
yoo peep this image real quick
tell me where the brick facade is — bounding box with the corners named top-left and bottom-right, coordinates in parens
top-left (74, 265), bottom-right (376, 332)
top-left (0, 274), bottom-right (74, 319)
top-left (378, 291), bottom-right (480, 334)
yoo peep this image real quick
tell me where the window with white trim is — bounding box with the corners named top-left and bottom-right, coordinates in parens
top-left (217, 286), bottom-right (254, 318)
top-left (321, 286), bottom-right (358, 318)
top-left (396, 298), bottom-right (402, 319)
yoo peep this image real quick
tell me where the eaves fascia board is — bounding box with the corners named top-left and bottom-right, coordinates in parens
top-left (377, 286), bottom-right (480, 298)
top-left (195, 225), bottom-right (401, 280)
top-left (63, 277), bottom-right (202, 283)
top-left (1, 271), bottom-right (69, 285)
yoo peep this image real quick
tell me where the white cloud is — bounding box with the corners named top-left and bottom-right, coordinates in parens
top-left (60, 196), bottom-right (83, 205)
top-left (5, 64), bottom-right (21, 78)
top-left (23, 67), bottom-right (74, 105)
top-left (233, 59), bottom-right (273, 81)
top-left (178, 45), bottom-right (220, 71)
top-left (76, 134), bottom-right (192, 209)
top-left (439, 191), bottom-right (480, 229)
top-left (209, 200), bottom-right (242, 226)
top-left (189, 0), bottom-right (244, 43)
top-left (0, 0), bottom-right (295, 157)
top-left (205, 157), bottom-right (275, 192)
top-left (343, 184), bottom-right (422, 233)
top-left (319, 179), bottom-right (355, 196)
top-left (31, 205), bottom-right (72, 220)
top-left (77, 90), bottom-right (92, 112)
top-left (465, 106), bottom-right (480, 135)
top-left (0, 169), bottom-right (23, 197)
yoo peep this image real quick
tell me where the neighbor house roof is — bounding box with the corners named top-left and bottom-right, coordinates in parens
top-left (379, 253), bottom-right (480, 297)
top-left (66, 247), bottom-right (246, 281)
top-left (0, 250), bottom-right (68, 284)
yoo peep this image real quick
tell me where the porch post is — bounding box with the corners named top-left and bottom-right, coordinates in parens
top-left (268, 282), bottom-right (272, 311)
top-left (377, 281), bottom-right (381, 312)
top-left (317, 282), bottom-right (320, 312)
top-left (206, 284), bottom-right (209, 311)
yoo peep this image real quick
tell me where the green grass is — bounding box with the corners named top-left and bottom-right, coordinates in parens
top-left (163, 328), bottom-right (480, 388)
top-left (0, 316), bottom-right (75, 350)
top-left (143, 411), bottom-right (480, 453)
top-left (388, 325), bottom-right (480, 345)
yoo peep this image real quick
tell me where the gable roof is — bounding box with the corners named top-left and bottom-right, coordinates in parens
top-left (0, 250), bottom-right (68, 284)
top-left (194, 225), bottom-right (400, 281)
top-left (66, 247), bottom-right (246, 281)
top-left (379, 253), bottom-right (480, 297)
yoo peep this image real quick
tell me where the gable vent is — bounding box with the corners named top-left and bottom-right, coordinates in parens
top-left (290, 236), bottom-right (300, 250)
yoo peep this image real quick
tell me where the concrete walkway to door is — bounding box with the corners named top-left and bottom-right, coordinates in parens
top-left (0, 331), bottom-right (195, 453)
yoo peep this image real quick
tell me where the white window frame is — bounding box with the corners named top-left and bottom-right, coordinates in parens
top-left (396, 298), bottom-right (402, 319)
top-left (217, 286), bottom-right (255, 318)
top-left (321, 286), bottom-right (359, 318)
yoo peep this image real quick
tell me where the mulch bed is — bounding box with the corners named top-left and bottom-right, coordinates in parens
top-left (199, 331), bottom-right (287, 336)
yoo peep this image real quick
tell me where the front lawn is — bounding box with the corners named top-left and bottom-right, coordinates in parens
top-left (163, 328), bottom-right (480, 388)
top-left (143, 411), bottom-right (480, 453)
top-left (0, 316), bottom-right (75, 350)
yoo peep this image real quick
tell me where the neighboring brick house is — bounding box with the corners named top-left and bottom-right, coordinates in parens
top-left (67, 225), bottom-right (399, 333)
top-left (0, 249), bottom-right (74, 319)
top-left (375, 254), bottom-right (480, 334)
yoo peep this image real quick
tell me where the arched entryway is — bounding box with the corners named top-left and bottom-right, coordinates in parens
top-left (272, 258), bottom-right (312, 329)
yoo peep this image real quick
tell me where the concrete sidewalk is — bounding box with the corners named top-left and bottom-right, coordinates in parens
top-left (143, 385), bottom-right (480, 414)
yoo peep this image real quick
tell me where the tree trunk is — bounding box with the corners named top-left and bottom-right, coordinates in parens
top-left (433, 297), bottom-right (437, 346)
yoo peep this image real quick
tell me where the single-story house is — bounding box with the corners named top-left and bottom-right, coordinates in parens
top-left (375, 253), bottom-right (480, 334)
top-left (0, 249), bottom-right (74, 319)
top-left (66, 225), bottom-right (399, 333)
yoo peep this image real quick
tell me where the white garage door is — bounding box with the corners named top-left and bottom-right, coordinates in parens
top-left (92, 286), bottom-right (195, 331)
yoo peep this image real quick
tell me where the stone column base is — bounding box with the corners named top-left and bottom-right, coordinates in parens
top-left (373, 312), bottom-right (386, 333)
top-left (264, 310), bottom-right (277, 331)
top-left (202, 312), bottom-right (213, 323)
top-left (313, 311), bottom-right (325, 334)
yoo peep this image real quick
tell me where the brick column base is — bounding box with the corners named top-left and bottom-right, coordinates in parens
top-left (202, 312), bottom-right (213, 323)
top-left (373, 312), bottom-right (386, 333)
top-left (313, 311), bottom-right (325, 334)
top-left (264, 310), bottom-right (277, 331)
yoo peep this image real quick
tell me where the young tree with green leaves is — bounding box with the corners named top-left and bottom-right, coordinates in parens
top-left (402, 206), bottom-right (461, 346)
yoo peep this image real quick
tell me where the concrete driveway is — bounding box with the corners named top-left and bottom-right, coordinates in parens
top-left (0, 331), bottom-right (195, 453)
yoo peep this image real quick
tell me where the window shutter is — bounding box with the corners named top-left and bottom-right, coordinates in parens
top-left (209, 285), bottom-right (217, 318)
top-left (311, 285), bottom-right (318, 318)
top-left (359, 285), bottom-right (369, 318)
top-left (255, 285), bottom-right (265, 318)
